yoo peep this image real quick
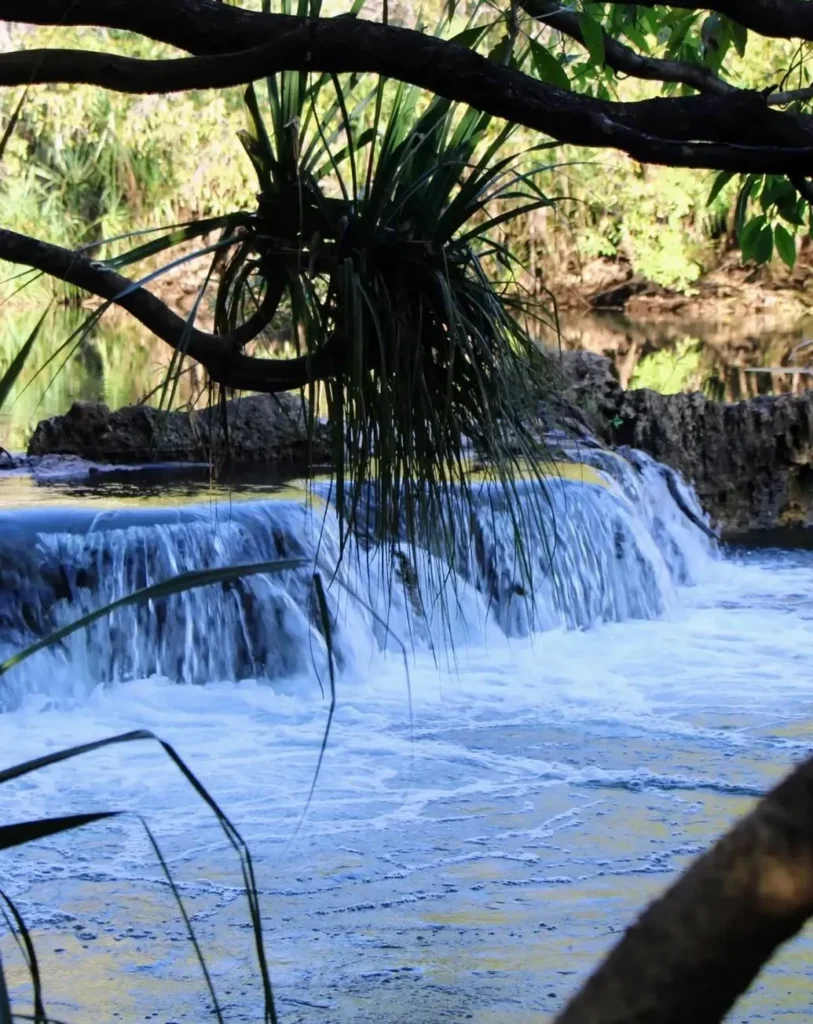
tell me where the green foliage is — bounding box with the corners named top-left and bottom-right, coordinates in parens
top-left (3, 7), bottom-right (810, 297)
top-left (65, 11), bottom-right (562, 600)
top-left (0, 28), bottom-right (255, 248)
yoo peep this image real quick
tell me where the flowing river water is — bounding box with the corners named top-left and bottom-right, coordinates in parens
top-left (0, 453), bottom-right (812, 1023)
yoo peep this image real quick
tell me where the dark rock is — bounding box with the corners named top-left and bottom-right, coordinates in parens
top-left (0, 538), bottom-right (70, 647)
top-left (548, 350), bottom-right (813, 535)
top-left (555, 349), bottom-right (622, 426)
top-left (611, 388), bottom-right (813, 535)
top-left (28, 393), bottom-right (331, 466)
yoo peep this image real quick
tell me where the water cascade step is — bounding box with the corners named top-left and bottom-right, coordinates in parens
top-left (0, 451), bottom-right (716, 707)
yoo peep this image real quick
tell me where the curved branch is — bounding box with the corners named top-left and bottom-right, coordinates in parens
top-left (522, 0), bottom-right (736, 96)
top-left (0, 229), bottom-right (339, 393)
top-left (4, 29), bottom-right (813, 171)
top-left (556, 751), bottom-right (813, 1024)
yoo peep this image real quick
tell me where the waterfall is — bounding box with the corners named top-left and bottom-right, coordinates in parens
top-left (0, 448), bottom-right (716, 707)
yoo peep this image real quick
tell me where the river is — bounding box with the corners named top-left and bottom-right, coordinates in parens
top-left (3, 304), bottom-right (813, 452)
top-left (0, 453), bottom-right (812, 1022)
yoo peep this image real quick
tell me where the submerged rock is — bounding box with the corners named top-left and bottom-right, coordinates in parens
top-left (28, 393), bottom-right (331, 466)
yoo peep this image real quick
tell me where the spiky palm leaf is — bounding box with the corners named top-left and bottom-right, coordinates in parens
top-left (28, 9), bottom-right (567, 613)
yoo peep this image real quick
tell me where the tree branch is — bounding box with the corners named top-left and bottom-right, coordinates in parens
top-left (522, 0), bottom-right (737, 97)
top-left (769, 85), bottom-right (813, 107)
top-left (4, 6), bottom-right (813, 172)
top-left (556, 752), bottom-right (813, 1024)
top-left (0, 229), bottom-right (339, 392)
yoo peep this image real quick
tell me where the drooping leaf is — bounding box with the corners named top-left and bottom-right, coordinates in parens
top-left (579, 13), bottom-right (606, 67)
top-left (530, 39), bottom-right (571, 91)
top-left (774, 223), bottom-right (796, 268)
top-left (728, 17), bottom-right (748, 57)
top-left (707, 170), bottom-right (735, 207)
top-left (738, 212), bottom-right (765, 261)
top-left (755, 222), bottom-right (774, 264)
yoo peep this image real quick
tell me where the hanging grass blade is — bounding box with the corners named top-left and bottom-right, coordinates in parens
top-left (0, 890), bottom-right (46, 1024)
top-left (0, 950), bottom-right (11, 1024)
top-left (0, 304), bottom-right (51, 414)
top-left (0, 90), bottom-right (26, 165)
top-left (0, 729), bottom-right (278, 1023)
top-left (0, 558), bottom-right (307, 679)
top-left (0, 813), bottom-right (119, 853)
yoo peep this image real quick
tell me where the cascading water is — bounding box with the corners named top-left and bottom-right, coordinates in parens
top-left (8, 447), bottom-right (813, 1024)
top-left (0, 446), bottom-right (716, 708)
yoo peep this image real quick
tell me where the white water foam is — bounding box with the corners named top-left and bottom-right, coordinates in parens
top-left (1, 454), bottom-right (810, 1023)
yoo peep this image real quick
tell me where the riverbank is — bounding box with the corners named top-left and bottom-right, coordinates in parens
top-left (550, 251), bottom-right (813, 322)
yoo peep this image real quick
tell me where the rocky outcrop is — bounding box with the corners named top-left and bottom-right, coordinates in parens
top-left (550, 350), bottom-right (813, 535)
top-left (27, 393), bottom-right (331, 466)
top-left (25, 351), bottom-right (813, 535)
top-left (610, 389), bottom-right (813, 536)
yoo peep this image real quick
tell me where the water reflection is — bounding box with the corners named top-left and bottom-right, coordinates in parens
top-left (0, 303), bottom-right (199, 452)
top-left (3, 304), bottom-right (813, 458)
top-left (561, 311), bottom-right (813, 400)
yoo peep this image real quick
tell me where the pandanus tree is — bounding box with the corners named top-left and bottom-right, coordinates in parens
top-left (4, 1), bottom-right (813, 1021)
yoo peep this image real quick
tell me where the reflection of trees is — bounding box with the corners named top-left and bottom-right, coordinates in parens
top-left (0, 305), bottom-right (195, 450)
top-left (563, 312), bottom-right (813, 401)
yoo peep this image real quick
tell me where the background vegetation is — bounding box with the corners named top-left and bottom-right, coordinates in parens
top-left (1, 13), bottom-right (807, 299)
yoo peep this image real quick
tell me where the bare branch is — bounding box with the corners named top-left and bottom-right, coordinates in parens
top-left (0, 229), bottom-right (339, 393)
top-left (769, 85), bottom-right (813, 106)
top-left (556, 752), bottom-right (813, 1024)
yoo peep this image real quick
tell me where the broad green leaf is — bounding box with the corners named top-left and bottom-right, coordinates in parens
top-left (529, 39), bottom-right (571, 92)
top-left (755, 223), bottom-right (774, 264)
top-left (579, 13), bottom-right (606, 67)
top-left (739, 213), bottom-right (766, 260)
top-left (448, 25), bottom-right (489, 50)
top-left (621, 21), bottom-right (650, 54)
top-left (728, 17), bottom-right (747, 57)
top-left (774, 223), bottom-right (796, 268)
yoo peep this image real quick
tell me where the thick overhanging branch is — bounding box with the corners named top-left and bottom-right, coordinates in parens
top-left (555, 751), bottom-right (813, 1024)
top-left (0, 229), bottom-right (339, 393)
top-left (4, 4), bottom-right (813, 172)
